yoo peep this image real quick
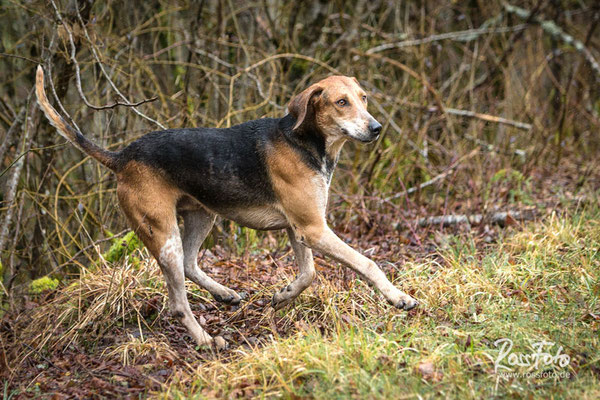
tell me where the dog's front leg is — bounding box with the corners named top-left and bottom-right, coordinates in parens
top-left (299, 225), bottom-right (418, 310)
top-left (272, 228), bottom-right (316, 310)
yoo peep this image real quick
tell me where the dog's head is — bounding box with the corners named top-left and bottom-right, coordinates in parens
top-left (288, 75), bottom-right (382, 143)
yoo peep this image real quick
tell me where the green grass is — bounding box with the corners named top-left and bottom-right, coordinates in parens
top-left (160, 206), bottom-right (600, 399)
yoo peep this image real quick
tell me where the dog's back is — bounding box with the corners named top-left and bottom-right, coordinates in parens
top-left (118, 119), bottom-right (281, 211)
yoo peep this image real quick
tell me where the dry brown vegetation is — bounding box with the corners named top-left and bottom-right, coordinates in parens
top-left (1, 0), bottom-right (599, 398)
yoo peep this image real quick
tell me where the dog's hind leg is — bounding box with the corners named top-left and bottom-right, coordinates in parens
top-left (272, 228), bottom-right (316, 310)
top-left (181, 210), bottom-right (243, 305)
top-left (117, 167), bottom-right (213, 347)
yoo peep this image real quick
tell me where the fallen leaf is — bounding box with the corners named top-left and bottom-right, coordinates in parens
top-left (417, 360), bottom-right (443, 382)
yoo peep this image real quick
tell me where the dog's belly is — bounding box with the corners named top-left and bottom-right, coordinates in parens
top-left (218, 205), bottom-right (289, 231)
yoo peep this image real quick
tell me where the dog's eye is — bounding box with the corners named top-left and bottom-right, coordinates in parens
top-left (336, 99), bottom-right (347, 106)
top-left (362, 95), bottom-right (367, 102)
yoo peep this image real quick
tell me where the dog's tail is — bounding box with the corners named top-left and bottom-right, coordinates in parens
top-left (35, 65), bottom-right (120, 171)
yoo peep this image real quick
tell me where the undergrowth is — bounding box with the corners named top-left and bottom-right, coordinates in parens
top-left (2, 204), bottom-right (598, 398)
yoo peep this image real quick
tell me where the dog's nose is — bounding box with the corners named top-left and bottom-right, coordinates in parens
top-left (368, 120), bottom-right (382, 136)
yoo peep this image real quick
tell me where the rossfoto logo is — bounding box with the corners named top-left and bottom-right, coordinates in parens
top-left (493, 338), bottom-right (571, 379)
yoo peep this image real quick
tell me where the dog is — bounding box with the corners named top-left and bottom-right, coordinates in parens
top-left (35, 65), bottom-right (418, 347)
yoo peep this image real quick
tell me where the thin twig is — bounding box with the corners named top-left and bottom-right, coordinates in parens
top-left (74, 6), bottom-right (166, 129)
top-left (384, 149), bottom-right (479, 202)
top-left (83, 96), bottom-right (158, 111)
top-left (193, 47), bottom-right (283, 109)
top-left (471, 1), bottom-right (545, 91)
top-left (10, 229), bottom-right (130, 294)
top-left (354, 50), bottom-right (455, 136)
top-left (0, 107), bottom-right (26, 166)
top-left (0, 52), bottom-right (39, 64)
top-left (142, 39), bottom-right (191, 60)
top-left (435, 107), bottom-right (532, 130)
top-left (366, 24), bottom-right (528, 54)
top-left (0, 142), bottom-right (66, 179)
top-left (368, 84), bottom-right (532, 131)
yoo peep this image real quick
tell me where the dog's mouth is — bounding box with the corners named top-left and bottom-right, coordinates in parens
top-left (342, 128), bottom-right (379, 143)
top-left (358, 134), bottom-right (379, 143)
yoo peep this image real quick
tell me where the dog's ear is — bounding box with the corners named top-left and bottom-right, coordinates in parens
top-left (288, 84), bottom-right (323, 131)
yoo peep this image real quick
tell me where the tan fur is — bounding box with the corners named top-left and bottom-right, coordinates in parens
top-left (116, 161), bottom-right (182, 255)
top-left (288, 75), bottom-right (374, 159)
top-left (35, 66), bottom-right (118, 169)
top-left (266, 141), bottom-right (326, 243)
top-left (272, 228), bottom-right (316, 310)
top-left (287, 83), bottom-right (324, 131)
top-left (266, 138), bottom-right (417, 310)
top-left (116, 162), bottom-right (213, 346)
top-left (35, 66), bottom-right (71, 137)
top-left (269, 76), bottom-right (418, 311)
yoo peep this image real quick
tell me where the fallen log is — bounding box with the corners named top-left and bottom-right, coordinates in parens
top-left (414, 208), bottom-right (537, 228)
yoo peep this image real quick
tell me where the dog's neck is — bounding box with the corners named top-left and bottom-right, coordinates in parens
top-left (324, 136), bottom-right (347, 161)
top-left (279, 114), bottom-right (339, 180)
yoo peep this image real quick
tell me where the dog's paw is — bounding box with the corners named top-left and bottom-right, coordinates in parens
top-left (213, 335), bottom-right (228, 350)
top-left (271, 286), bottom-right (295, 310)
top-left (391, 295), bottom-right (419, 311)
top-left (212, 288), bottom-right (243, 305)
top-left (195, 335), bottom-right (228, 351)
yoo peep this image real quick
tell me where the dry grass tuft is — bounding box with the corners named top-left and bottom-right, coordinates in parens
top-left (104, 333), bottom-right (179, 367)
top-left (21, 250), bottom-right (166, 352)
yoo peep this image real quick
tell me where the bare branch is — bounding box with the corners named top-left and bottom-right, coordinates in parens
top-left (0, 92), bottom-right (35, 260)
top-left (434, 107), bottom-right (532, 131)
top-left (47, 0), bottom-right (166, 128)
top-left (384, 149), bottom-right (479, 202)
top-left (0, 107), bottom-right (26, 166)
top-left (366, 24), bottom-right (528, 54)
top-left (83, 96), bottom-right (159, 111)
top-left (365, 82), bottom-right (533, 131)
top-left (0, 53), bottom-right (39, 64)
top-left (505, 3), bottom-right (600, 80)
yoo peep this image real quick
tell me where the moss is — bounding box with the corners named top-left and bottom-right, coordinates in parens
top-left (30, 276), bottom-right (59, 294)
top-left (103, 231), bottom-right (143, 264)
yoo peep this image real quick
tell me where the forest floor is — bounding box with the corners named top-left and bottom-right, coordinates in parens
top-left (1, 170), bottom-right (599, 399)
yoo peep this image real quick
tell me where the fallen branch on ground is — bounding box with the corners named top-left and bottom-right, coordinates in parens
top-left (412, 208), bottom-right (537, 228)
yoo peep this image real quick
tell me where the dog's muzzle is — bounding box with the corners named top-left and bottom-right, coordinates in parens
top-left (365, 119), bottom-right (382, 142)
